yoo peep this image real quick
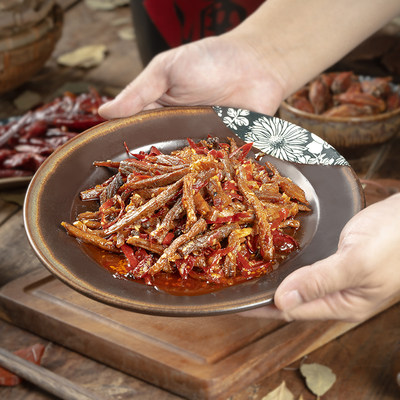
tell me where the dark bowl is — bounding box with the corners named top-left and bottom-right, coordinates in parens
top-left (279, 74), bottom-right (400, 149)
top-left (279, 100), bottom-right (400, 149)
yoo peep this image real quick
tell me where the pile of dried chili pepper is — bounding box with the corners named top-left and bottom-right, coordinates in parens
top-left (62, 137), bottom-right (311, 291)
top-left (0, 88), bottom-right (110, 178)
top-left (286, 71), bottom-right (400, 117)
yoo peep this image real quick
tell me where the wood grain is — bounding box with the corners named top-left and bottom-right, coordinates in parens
top-left (0, 270), bottom-right (398, 400)
top-left (0, 347), bottom-right (105, 400)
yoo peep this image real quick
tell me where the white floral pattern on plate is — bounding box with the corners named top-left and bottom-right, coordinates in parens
top-left (213, 106), bottom-right (348, 166)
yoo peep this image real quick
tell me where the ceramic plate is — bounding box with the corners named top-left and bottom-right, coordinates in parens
top-left (23, 106), bottom-right (364, 316)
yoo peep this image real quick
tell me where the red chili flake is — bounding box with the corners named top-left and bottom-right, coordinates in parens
top-left (272, 230), bottom-right (299, 253)
top-left (187, 138), bottom-right (208, 155)
top-left (121, 244), bottom-right (138, 270)
top-left (0, 343), bottom-right (46, 386)
top-left (229, 142), bottom-right (253, 161)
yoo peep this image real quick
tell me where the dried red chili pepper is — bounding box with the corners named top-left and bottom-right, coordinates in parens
top-left (121, 244), bottom-right (138, 270)
top-left (229, 142), bottom-right (253, 161)
top-left (272, 230), bottom-right (299, 253)
top-left (0, 343), bottom-right (46, 387)
top-left (0, 89), bottom-right (111, 177)
top-left (187, 137), bottom-right (209, 155)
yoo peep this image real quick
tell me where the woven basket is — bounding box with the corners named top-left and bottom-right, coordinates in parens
top-left (0, 1), bottom-right (63, 94)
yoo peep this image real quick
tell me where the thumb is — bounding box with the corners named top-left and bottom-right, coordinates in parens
top-left (98, 57), bottom-right (169, 119)
top-left (274, 253), bottom-right (358, 320)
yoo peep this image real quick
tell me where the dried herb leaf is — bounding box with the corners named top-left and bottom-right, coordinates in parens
top-left (117, 26), bottom-right (134, 41)
top-left (57, 45), bottom-right (108, 68)
top-left (85, 0), bottom-right (129, 11)
top-left (262, 381), bottom-right (294, 400)
top-left (300, 363), bottom-right (336, 397)
top-left (111, 16), bottom-right (132, 27)
top-left (13, 90), bottom-right (42, 111)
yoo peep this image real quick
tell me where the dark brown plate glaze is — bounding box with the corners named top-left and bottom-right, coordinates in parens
top-left (23, 106), bottom-right (364, 316)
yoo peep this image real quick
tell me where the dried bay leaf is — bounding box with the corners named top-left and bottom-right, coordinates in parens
top-left (111, 16), bottom-right (132, 27)
top-left (84, 0), bottom-right (129, 11)
top-left (13, 90), bottom-right (42, 111)
top-left (262, 381), bottom-right (294, 400)
top-left (300, 363), bottom-right (336, 397)
top-left (57, 45), bottom-right (108, 69)
top-left (117, 26), bottom-right (134, 41)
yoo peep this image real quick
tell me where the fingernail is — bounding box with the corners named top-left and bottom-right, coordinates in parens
top-left (279, 290), bottom-right (303, 310)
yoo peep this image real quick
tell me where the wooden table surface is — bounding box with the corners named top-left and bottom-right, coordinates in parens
top-left (0, 1), bottom-right (399, 399)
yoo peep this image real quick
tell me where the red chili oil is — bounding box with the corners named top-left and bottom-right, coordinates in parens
top-left (82, 243), bottom-right (283, 296)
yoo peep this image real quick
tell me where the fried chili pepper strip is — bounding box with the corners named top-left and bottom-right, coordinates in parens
top-left (99, 173), bottom-right (124, 204)
top-left (237, 254), bottom-right (272, 278)
top-left (264, 161), bottom-right (309, 205)
top-left (175, 256), bottom-right (196, 279)
top-left (179, 223), bottom-right (239, 257)
top-left (126, 235), bottom-right (165, 255)
top-left (187, 138), bottom-right (209, 155)
top-left (80, 175), bottom-right (115, 201)
top-left (146, 154), bottom-right (186, 166)
top-left (223, 228), bottom-right (253, 277)
top-left (121, 167), bottom-right (190, 191)
top-left (99, 194), bottom-right (125, 229)
top-left (61, 222), bottom-right (119, 252)
top-left (93, 160), bottom-right (120, 169)
top-left (150, 197), bottom-right (184, 243)
top-left (207, 175), bottom-right (232, 210)
top-left (182, 173), bottom-right (197, 230)
top-left (236, 164), bottom-right (274, 261)
top-left (275, 176), bottom-right (309, 205)
top-left (119, 158), bottom-right (189, 175)
top-left (149, 217), bottom-right (208, 275)
top-left (120, 244), bottom-right (138, 269)
top-left (104, 178), bottom-right (184, 235)
top-left (193, 191), bottom-right (212, 216)
top-left (229, 142), bottom-right (253, 161)
top-left (207, 212), bottom-right (253, 225)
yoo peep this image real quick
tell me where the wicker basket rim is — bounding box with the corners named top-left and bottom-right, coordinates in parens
top-left (0, 5), bottom-right (63, 72)
top-left (0, 6), bottom-right (59, 53)
top-left (0, 0), bottom-right (55, 34)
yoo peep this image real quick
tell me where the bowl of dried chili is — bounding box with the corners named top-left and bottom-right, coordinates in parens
top-left (279, 72), bottom-right (400, 149)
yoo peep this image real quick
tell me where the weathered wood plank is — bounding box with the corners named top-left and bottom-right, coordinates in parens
top-left (0, 270), bottom-right (398, 399)
top-left (0, 199), bottom-right (19, 226)
top-left (0, 209), bottom-right (43, 287)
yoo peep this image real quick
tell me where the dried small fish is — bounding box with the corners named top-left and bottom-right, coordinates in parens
top-left (62, 138), bottom-right (310, 288)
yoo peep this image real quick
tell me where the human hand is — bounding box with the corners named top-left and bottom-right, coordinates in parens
top-left (99, 0), bottom-right (400, 122)
top-left (98, 34), bottom-right (286, 119)
top-left (243, 193), bottom-right (400, 322)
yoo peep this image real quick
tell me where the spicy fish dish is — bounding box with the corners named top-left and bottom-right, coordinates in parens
top-left (61, 137), bottom-right (311, 295)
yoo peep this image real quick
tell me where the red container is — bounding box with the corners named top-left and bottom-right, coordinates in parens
top-left (130, 0), bottom-right (264, 65)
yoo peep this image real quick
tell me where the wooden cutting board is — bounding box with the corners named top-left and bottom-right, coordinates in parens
top-left (0, 269), bottom-right (398, 400)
